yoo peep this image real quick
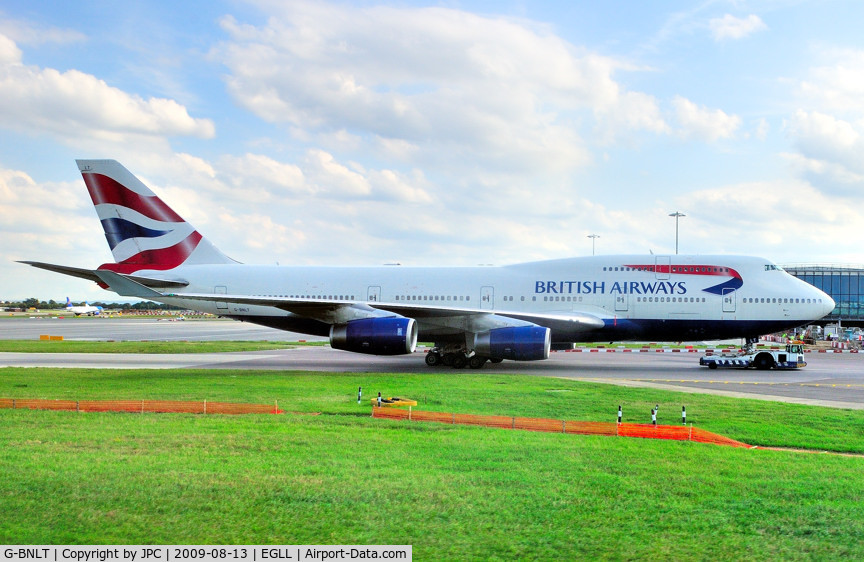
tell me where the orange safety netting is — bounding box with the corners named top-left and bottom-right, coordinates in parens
top-left (372, 407), bottom-right (751, 448)
top-left (0, 398), bottom-right (285, 415)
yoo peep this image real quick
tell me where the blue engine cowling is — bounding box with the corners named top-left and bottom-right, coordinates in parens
top-left (330, 317), bottom-right (418, 356)
top-left (474, 326), bottom-right (551, 361)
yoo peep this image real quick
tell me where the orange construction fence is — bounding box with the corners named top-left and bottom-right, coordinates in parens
top-left (372, 407), bottom-right (751, 448)
top-left (0, 398), bottom-right (287, 415)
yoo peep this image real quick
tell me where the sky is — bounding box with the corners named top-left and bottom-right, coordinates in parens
top-left (1, 0), bottom-right (863, 301)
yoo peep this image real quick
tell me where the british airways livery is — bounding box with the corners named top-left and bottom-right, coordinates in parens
top-left (22, 160), bottom-right (834, 368)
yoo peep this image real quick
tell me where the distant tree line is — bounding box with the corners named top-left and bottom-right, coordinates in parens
top-left (3, 298), bottom-right (182, 311)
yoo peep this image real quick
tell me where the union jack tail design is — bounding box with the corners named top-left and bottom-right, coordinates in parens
top-left (77, 159), bottom-right (236, 274)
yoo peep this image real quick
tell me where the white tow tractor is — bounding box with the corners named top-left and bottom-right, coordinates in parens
top-left (699, 342), bottom-right (807, 370)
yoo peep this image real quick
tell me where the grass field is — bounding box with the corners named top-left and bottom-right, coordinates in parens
top-left (2, 366), bottom-right (864, 558)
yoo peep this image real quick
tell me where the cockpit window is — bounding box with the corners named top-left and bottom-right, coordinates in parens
top-left (764, 264), bottom-right (784, 272)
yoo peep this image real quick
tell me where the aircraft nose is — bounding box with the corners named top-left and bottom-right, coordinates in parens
top-left (821, 292), bottom-right (836, 317)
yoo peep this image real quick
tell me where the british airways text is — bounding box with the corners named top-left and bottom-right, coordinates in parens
top-left (535, 280), bottom-right (687, 295)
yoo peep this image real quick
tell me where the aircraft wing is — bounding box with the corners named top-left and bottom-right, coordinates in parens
top-left (157, 290), bottom-right (605, 333)
top-left (43, 270), bottom-right (606, 335)
top-left (372, 303), bottom-right (605, 333)
top-left (20, 261), bottom-right (189, 288)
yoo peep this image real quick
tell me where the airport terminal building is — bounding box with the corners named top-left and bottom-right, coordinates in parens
top-left (785, 264), bottom-right (864, 324)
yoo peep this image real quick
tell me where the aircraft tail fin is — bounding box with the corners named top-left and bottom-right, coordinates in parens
top-left (65, 297), bottom-right (71, 308)
top-left (76, 159), bottom-right (237, 274)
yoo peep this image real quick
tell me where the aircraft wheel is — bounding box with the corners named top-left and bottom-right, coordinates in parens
top-left (468, 356), bottom-right (487, 369)
top-left (708, 362), bottom-right (718, 370)
top-left (425, 352), bottom-right (441, 367)
top-left (451, 354), bottom-right (468, 369)
top-left (450, 354), bottom-right (467, 368)
top-left (490, 357), bottom-right (503, 364)
top-left (754, 353), bottom-right (774, 370)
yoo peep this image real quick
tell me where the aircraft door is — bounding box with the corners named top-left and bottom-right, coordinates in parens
top-left (615, 293), bottom-right (629, 312)
top-left (367, 286), bottom-right (381, 302)
top-left (722, 288), bottom-right (736, 313)
top-left (655, 256), bottom-right (671, 280)
top-left (480, 286), bottom-right (494, 310)
top-left (215, 286), bottom-right (228, 311)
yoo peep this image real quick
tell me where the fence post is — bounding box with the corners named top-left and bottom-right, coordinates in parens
top-left (409, 406), bottom-right (412, 421)
top-left (76, 401), bottom-right (79, 413)
top-left (204, 399), bottom-right (207, 415)
top-left (512, 417), bottom-right (515, 429)
top-left (12, 399), bottom-right (15, 409)
top-left (689, 424), bottom-right (692, 441)
top-left (452, 412), bottom-right (455, 424)
top-left (562, 420), bottom-right (566, 434)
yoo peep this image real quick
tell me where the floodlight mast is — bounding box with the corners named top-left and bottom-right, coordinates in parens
top-left (587, 234), bottom-right (599, 256)
top-left (669, 212), bottom-right (685, 254)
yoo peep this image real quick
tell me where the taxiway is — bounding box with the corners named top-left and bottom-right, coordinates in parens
top-left (1, 316), bottom-right (862, 409)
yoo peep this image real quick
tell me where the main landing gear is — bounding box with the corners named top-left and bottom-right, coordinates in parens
top-left (425, 347), bottom-right (504, 369)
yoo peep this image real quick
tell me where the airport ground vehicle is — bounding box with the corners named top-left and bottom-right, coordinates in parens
top-left (699, 343), bottom-right (806, 370)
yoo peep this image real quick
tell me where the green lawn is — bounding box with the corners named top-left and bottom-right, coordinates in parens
top-left (2, 367), bottom-right (863, 558)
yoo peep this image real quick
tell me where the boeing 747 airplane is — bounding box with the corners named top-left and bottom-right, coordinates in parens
top-left (21, 160), bottom-right (834, 368)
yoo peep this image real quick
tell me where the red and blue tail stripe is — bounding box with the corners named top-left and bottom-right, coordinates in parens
top-left (81, 171), bottom-right (203, 273)
top-left (82, 173), bottom-right (185, 223)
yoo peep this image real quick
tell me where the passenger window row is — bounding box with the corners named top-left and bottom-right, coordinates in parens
top-left (743, 297), bottom-right (821, 304)
top-left (394, 295), bottom-right (470, 302)
top-left (636, 297), bottom-right (706, 303)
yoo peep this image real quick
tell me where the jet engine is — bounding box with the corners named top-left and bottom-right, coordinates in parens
top-left (474, 326), bottom-right (551, 361)
top-left (330, 317), bottom-right (418, 356)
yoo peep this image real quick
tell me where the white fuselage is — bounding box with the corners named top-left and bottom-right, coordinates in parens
top-left (66, 304), bottom-right (101, 316)
top-left (144, 254), bottom-right (833, 343)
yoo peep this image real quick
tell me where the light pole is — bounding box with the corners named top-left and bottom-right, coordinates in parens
top-left (669, 212), bottom-right (685, 254)
top-left (587, 234), bottom-right (599, 256)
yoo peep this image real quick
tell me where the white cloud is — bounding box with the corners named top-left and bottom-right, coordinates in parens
top-left (782, 111), bottom-right (864, 195)
top-left (709, 14), bottom-right (767, 41)
top-left (0, 165), bottom-right (111, 300)
top-left (754, 118), bottom-right (769, 140)
top-left (0, 33), bottom-right (21, 64)
top-left (799, 48), bottom-right (864, 113)
top-left (366, 168), bottom-right (433, 204)
top-left (0, 13), bottom-right (86, 46)
top-left (220, 153), bottom-right (308, 196)
top-left (784, 50), bottom-right (864, 197)
top-left (787, 110), bottom-right (859, 151)
top-left (782, 152), bottom-right (864, 190)
top-left (594, 91), bottom-right (670, 144)
top-left (214, 2), bottom-right (670, 179)
top-left (668, 179), bottom-right (864, 262)
top-left (302, 149), bottom-right (372, 198)
top-left (781, 110), bottom-right (864, 196)
top-left (0, 32), bottom-right (214, 145)
top-left (672, 96), bottom-right (741, 141)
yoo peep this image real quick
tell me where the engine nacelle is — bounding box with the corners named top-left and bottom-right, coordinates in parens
top-left (330, 317), bottom-right (418, 356)
top-left (474, 326), bottom-right (551, 361)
